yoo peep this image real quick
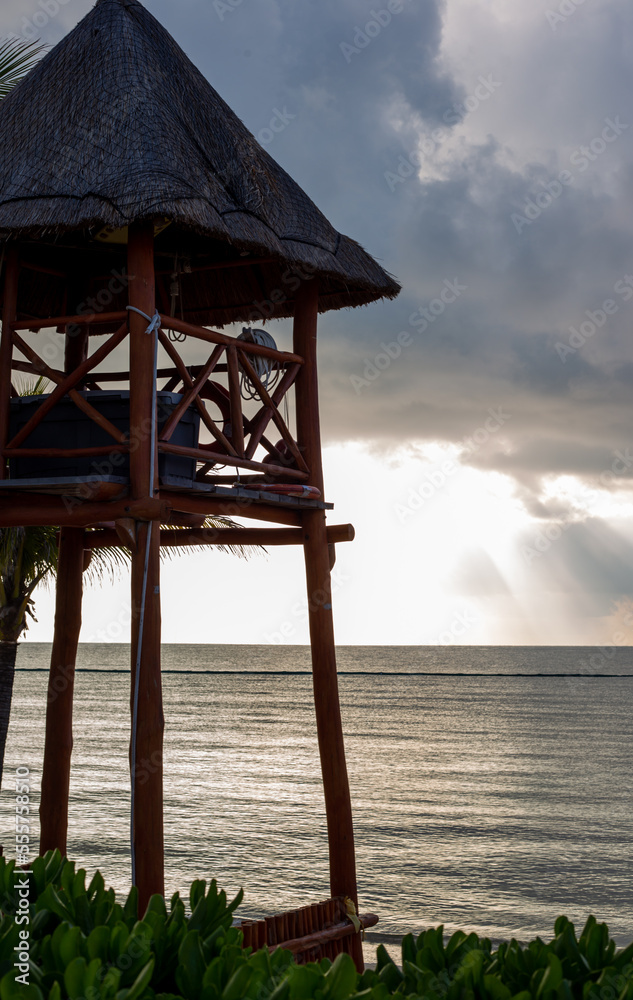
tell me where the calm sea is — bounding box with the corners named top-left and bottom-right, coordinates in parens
top-left (4, 644), bottom-right (633, 962)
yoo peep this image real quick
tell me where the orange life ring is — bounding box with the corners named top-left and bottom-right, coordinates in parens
top-left (197, 381), bottom-right (233, 455)
top-left (239, 483), bottom-right (322, 500)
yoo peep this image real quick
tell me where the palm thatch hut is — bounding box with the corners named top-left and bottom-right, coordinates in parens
top-left (0, 0), bottom-right (399, 968)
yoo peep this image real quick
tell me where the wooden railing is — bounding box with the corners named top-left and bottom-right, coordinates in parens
top-left (3, 310), bottom-right (308, 485)
top-left (238, 897), bottom-right (378, 967)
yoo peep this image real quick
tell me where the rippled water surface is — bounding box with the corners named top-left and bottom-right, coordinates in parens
top-left (4, 644), bottom-right (633, 957)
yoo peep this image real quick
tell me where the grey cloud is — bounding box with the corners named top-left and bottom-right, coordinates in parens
top-left (4, 0), bottom-right (633, 522)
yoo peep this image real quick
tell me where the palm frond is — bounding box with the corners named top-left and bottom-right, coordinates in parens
top-left (4, 526), bottom-right (58, 587)
top-left (15, 374), bottom-right (50, 397)
top-left (83, 540), bottom-right (131, 587)
top-left (160, 515), bottom-right (262, 560)
top-left (83, 514), bottom-right (261, 584)
top-left (0, 37), bottom-right (46, 99)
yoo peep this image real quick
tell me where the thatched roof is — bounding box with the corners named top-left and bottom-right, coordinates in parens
top-left (0, 0), bottom-right (399, 326)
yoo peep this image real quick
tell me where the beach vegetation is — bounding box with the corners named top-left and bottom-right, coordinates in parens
top-left (2, 852), bottom-right (633, 1000)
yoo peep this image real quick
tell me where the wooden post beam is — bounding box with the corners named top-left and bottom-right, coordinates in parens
top-left (293, 280), bottom-right (363, 971)
top-left (129, 521), bottom-right (163, 912)
top-left (127, 222), bottom-right (164, 913)
top-left (158, 314), bottom-right (304, 365)
top-left (160, 491), bottom-right (302, 526)
top-left (0, 496), bottom-right (169, 528)
top-left (85, 523), bottom-right (356, 549)
top-left (128, 223), bottom-right (157, 501)
top-left (39, 527), bottom-right (85, 856)
top-left (293, 281), bottom-right (323, 495)
top-left (64, 267), bottom-right (90, 386)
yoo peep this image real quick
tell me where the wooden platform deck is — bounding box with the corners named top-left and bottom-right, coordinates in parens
top-left (0, 476), bottom-right (333, 511)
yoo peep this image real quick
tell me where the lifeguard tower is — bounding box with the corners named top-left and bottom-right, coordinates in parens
top-left (0, 0), bottom-right (400, 968)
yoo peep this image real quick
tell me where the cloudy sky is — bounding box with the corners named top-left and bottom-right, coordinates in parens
top-left (5, 0), bottom-right (633, 646)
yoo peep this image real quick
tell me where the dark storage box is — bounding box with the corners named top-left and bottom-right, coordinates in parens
top-left (8, 391), bottom-right (199, 487)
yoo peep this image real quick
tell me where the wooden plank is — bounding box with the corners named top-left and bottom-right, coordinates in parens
top-left (0, 476), bottom-right (127, 502)
top-left (0, 495), bottom-right (169, 528)
top-left (5, 446), bottom-right (128, 459)
top-left (159, 343), bottom-right (224, 443)
top-left (155, 256), bottom-right (277, 276)
top-left (13, 310), bottom-right (127, 331)
top-left (272, 912), bottom-right (378, 957)
top-left (159, 441), bottom-right (308, 480)
top-left (159, 314), bottom-right (304, 365)
top-left (161, 490), bottom-right (302, 526)
top-left (11, 359), bottom-right (64, 380)
top-left (0, 249), bottom-right (19, 479)
top-left (39, 527), bottom-right (84, 856)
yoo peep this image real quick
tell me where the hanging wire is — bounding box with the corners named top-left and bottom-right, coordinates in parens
top-left (237, 327), bottom-right (282, 400)
top-left (167, 253), bottom-right (187, 342)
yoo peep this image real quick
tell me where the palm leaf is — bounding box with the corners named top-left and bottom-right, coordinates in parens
top-left (0, 37), bottom-right (46, 99)
top-left (84, 515), bottom-right (259, 583)
top-left (160, 515), bottom-right (259, 559)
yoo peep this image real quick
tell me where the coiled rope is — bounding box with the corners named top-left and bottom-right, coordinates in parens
top-left (237, 327), bottom-right (282, 400)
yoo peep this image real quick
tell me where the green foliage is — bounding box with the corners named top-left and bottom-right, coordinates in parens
top-left (0, 37), bottom-right (46, 99)
top-left (359, 917), bottom-right (633, 1000)
top-left (2, 852), bottom-right (633, 1000)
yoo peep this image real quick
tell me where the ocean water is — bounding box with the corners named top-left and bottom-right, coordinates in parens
top-left (4, 644), bottom-right (633, 963)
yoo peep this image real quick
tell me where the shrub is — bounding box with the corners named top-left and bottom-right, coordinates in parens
top-left (1, 851), bottom-right (633, 1000)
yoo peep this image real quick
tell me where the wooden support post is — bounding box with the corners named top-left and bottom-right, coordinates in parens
top-left (129, 520), bottom-right (163, 911)
top-left (128, 222), bottom-right (157, 501)
top-left (65, 269), bottom-right (90, 383)
top-left (39, 527), bottom-right (84, 857)
top-left (0, 248), bottom-right (19, 480)
top-left (293, 280), bottom-right (363, 971)
top-left (293, 280), bottom-right (323, 495)
top-left (127, 223), bottom-right (164, 912)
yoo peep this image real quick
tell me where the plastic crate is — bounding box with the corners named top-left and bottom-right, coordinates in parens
top-left (8, 391), bottom-right (199, 487)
